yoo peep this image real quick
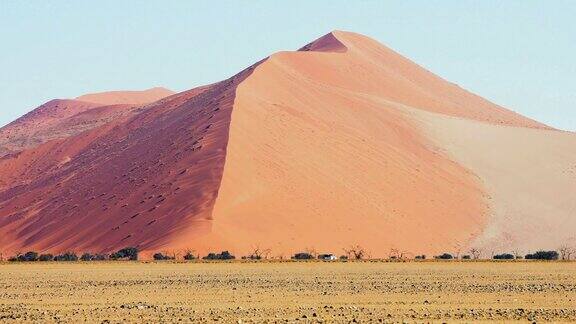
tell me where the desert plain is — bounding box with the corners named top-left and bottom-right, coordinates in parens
top-left (0, 261), bottom-right (575, 323)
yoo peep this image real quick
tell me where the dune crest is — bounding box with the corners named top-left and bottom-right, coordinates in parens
top-left (298, 31), bottom-right (348, 53)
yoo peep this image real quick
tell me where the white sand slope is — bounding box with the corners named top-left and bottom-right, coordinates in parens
top-left (411, 108), bottom-right (576, 253)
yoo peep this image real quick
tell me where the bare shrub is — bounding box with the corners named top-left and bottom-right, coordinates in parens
top-left (344, 245), bottom-right (366, 260)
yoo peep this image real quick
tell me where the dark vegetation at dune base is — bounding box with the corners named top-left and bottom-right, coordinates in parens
top-left (109, 247), bottom-right (139, 260)
top-left (153, 253), bottom-right (175, 261)
top-left (525, 250), bottom-right (559, 260)
top-left (493, 253), bottom-right (515, 260)
top-left (1, 246), bottom-right (574, 262)
top-left (203, 251), bottom-right (235, 260)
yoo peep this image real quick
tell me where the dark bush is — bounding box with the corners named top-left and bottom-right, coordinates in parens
top-left (183, 252), bottom-right (196, 260)
top-left (79, 253), bottom-right (106, 261)
top-left (54, 252), bottom-right (78, 261)
top-left (525, 250), bottom-right (559, 260)
top-left (292, 252), bottom-right (314, 260)
top-left (80, 253), bottom-right (95, 261)
top-left (339, 255), bottom-right (349, 260)
top-left (22, 251), bottom-right (39, 261)
top-left (415, 255), bottom-right (426, 260)
top-left (493, 253), bottom-right (515, 260)
top-left (435, 253), bottom-right (453, 260)
top-left (8, 251), bottom-right (40, 262)
top-left (461, 255), bottom-right (471, 260)
top-left (204, 253), bottom-right (218, 260)
top-left (38, 254), bottom-right (54, 261)
top-left (153, 253), bottom-right (174, 260)
top-left (203, 251), bottom-right (235, 260)
top-left (109, 247), bottom-right (138, 260)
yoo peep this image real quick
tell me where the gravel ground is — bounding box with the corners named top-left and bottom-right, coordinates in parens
top-left (0, 261), bottom-right (575, 323)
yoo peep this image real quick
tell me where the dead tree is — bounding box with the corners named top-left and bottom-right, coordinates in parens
top-left (559, 245), bottom-right (576, 260)
top-left (305, 247), bottom-right (318, 259)
top-left (344, 245), bottom-right (366, 260)
top-left (247, 245), bottom-right (272, 260)
top-left (183, 248), bottom-right (197, 260)
top-left (469, 248), bottom-right (482, 260)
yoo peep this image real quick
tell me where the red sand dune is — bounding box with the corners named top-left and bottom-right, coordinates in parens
top-left (0, 31), bottom-right (574, 258)
top-left (0, 88), bottom-right (175, 158)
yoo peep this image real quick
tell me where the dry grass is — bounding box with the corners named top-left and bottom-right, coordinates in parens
top-left (0, 261), bottom-right (575, 322)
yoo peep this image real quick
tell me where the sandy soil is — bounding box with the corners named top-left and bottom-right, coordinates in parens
top-left (0, 261), bottom-right (574, 323)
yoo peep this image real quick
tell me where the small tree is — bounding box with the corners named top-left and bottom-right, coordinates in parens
top-left (110, 247), bottom-right (138, 260)
top-left (292, 252), bottom-right (314, 260)
top-left (54, 252), bottom-right (78, 261)
top-left (7, 252), bottom-right (39, 262)
top-left (525, 250), bottom-right (559, 260)
top-left (304, 247), bottom-right (318, 259)
top-left (558, 246), bottom-right (575, 260)
top-left (435, 253), bottom-right (453, 260)
top-left (203, 251), bottom-right (235, 260)
top-left (38, 254), bottom-right (54, 261)
top-left (469, 248), bottom-right (482, 260)
top-left (153, 252), bottom-right (174, 260)
top-left (344, 245), bottom-right (366, 260)
top-left (21, 251), bottom-right (39, 261)
top-left (246, 246), bottom-right (272, 260)
top-left (493, 253), bottom-right (514, 260)
top-left (219, 251), bottom-right (235, 260)
top-left (183, 249), bottom-right (196, 260)
top-left (92, 253), bottom-right (107, 261)
top-left (80, 253), bottom-right (95, 261)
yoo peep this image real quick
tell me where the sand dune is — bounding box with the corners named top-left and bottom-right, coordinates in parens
top-left (76, 87), bottom-right (175, 105)
top-left (0, 31), bottom-right (573, 258)
top-left (0, 88), bottom-right (175, 158)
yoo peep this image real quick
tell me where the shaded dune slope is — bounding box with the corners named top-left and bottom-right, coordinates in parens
top-left (0, 68), bottom-right (258, 254)
top-left (0, 99), bottom-right (101, 157)
top-left (0, 89), bottom-right (175, 158)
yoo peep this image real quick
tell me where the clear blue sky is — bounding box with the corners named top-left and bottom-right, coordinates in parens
top-left (1, 1), bottom-right (575, 130)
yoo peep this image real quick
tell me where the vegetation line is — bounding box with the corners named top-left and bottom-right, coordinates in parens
top-left (1, 245), bottom-right (574, 262)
